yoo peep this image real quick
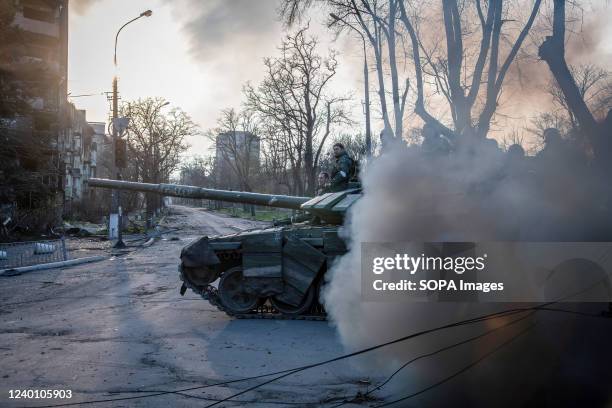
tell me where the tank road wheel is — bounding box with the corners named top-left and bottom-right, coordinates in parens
top-left (270, 285), bottom-right (315, 316)
top-left (218, 267), bottom-right (260, 314)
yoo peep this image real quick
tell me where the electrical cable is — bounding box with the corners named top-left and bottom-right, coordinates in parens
top-left (329, 309), bottom-right (537, 407)
top-left (373, 324), bottom-right (535, 407)
top-left (200, 276), bottom-right (612, 408)
top-left (199, 306), bottom-right (572, 408)
top-left (24, 307), bottom-right (538, 408)
top-left (330, 308), bottom-right (610, 406)
top-left (28, 278), bottom-right (612, 408)
top-left (111, 389), bottom-right (316, 405)
top-left (30, 304), bottom-right (608, 408)
top-left (329, 277), bottom-right (612, 407)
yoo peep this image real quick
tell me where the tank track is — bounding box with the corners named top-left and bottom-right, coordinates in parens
top-left (180, 270), bottom-right (327, 321)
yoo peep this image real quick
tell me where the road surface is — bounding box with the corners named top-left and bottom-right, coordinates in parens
top-left (0, 205), bottom-right (374, 407)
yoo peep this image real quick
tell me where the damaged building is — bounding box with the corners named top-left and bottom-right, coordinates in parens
top-left (63, 118), bottom-right (113, 219)
top-left (0, 0), bottom-right (78, 233)
top-left (0, 0), bottom-right (69, 231)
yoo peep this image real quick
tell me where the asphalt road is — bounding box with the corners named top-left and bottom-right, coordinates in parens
top-left (0, 205), bottom-right (372, 408)
top-left (4, 205), bottom-right (612, 408)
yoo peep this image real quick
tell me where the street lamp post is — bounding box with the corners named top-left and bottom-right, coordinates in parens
top-left (330, 13), bottom-right (372, 159)
top-left (109, 9), bottom-right (152, 248)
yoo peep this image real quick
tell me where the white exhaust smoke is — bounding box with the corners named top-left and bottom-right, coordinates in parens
top-left (322, 138), bottom-right (611, 402)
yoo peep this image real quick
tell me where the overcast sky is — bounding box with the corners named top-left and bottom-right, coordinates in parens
top-left (68, 1), bottom-right (611, 156)
top-left (68, 0), bottom-right (361, 157)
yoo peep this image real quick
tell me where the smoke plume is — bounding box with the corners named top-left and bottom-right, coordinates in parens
top-left (322, 136), bottom-right (612, 405)
top-left (168, 0), bottom-right (282, 64)
top-left (70, 0), bottom-right (104, 15)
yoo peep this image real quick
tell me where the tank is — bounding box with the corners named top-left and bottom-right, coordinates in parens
top-left (88, 178), bottom-right (361, 318)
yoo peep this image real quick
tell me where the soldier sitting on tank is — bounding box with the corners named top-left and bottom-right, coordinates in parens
top-left (329, 143), bottom-right (354, 192)
top-left (317, 171), bottom-right (331, 195)
top-left (537, 128), bottom-right (564, 161)
top-left (421, 123), bottom-right (451, 156)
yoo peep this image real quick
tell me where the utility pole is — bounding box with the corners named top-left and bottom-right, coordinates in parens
top-left (362, 40), bottom-right (371, 159)
top-left (109, 76), bottom-right (125, 247)
top-left (329, 13), bottom-right (372, 158)
top-left (108, 10), bottom-right (153, 247)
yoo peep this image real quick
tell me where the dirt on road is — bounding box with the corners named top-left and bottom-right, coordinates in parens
top-left (0, 205), bottom-right (374, 407)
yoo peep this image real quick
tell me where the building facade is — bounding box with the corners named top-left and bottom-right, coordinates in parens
top-left (61, 110), bottom-right (115, 218)
top-left (0, 0), bottom-right (69, 229)
top-left (62, 103), bottom-right (101, 214)
top-left (88, 122), bottom-right (111, 180)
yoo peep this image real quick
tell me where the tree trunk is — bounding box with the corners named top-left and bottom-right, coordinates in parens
top-left (304, 129), bottom-right (314, 196)
top-left (442, 0), bottom-right (470, 135)
top-left (387, 0), bottom-right (403, 140)
top-left (374, 31), bottom-right (393, 138)
top-left (538, 0), bottom-right (597, 135)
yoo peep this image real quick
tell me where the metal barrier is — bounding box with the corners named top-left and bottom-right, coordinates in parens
top-left (0, 237), bottom-right (68, 269)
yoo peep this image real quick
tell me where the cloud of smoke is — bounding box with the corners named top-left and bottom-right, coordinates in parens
top-left (325, 143), bottom-right (523, 348)
top-left (322, 135), bottom-right (612, 402)
top-left (70, 0), bottom-right (104, 15)
top-left (564, 4), bottom-right (612, 66)
top-left (168, 0), bottom-right (282, 64)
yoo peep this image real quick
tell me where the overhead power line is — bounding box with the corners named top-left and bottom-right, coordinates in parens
top-left (68, 92), bottom-right (105, 98)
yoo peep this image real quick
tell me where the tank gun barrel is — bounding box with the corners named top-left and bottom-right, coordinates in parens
top-left (87, 178), bottom-right (310, 210)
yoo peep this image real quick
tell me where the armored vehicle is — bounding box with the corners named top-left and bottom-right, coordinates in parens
top-left (88, 178), bottom-right (361, 319)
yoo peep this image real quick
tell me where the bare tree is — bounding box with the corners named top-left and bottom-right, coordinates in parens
top-left (287, 0), bottom-right (410, 144)
top-left (529, 111), bottom-right (570, 138)
top-left (120, 98), bottom-right (195, 219)
top-left (549, 64), bottom-right (611, 129)
top-left (179, 155), bottom-right (215, 187)
top-left (244, 27), bottom-right (351, 195)
top-left (538, 0), bottom-right (596, 134)
top-left (538, 0), bottom-right (611, 162)
top-left (282, 0), bottom-right (542, 146)
top-left (122, 98), bottom-right (194, 185)
top-left (347, 0), bottom-right (409, 141)
top-left (260, 131), bottom-right (293, 194)
top-left (398, 0), bottom-right (542, 141)
top-left (176, 155), bottom-right (216, 207)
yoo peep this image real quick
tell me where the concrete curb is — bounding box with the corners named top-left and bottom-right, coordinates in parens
top-left (0, 256), bottom-right (107, 277)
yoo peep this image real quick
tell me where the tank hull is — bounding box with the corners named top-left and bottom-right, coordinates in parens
top-left (179, 224), bottom-right (347, 317)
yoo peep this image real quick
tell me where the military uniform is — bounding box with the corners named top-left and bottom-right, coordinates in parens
top-left (316, 186), bottom-right (330, 196)
top-left (330, 152), bottom-right (353, 192)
